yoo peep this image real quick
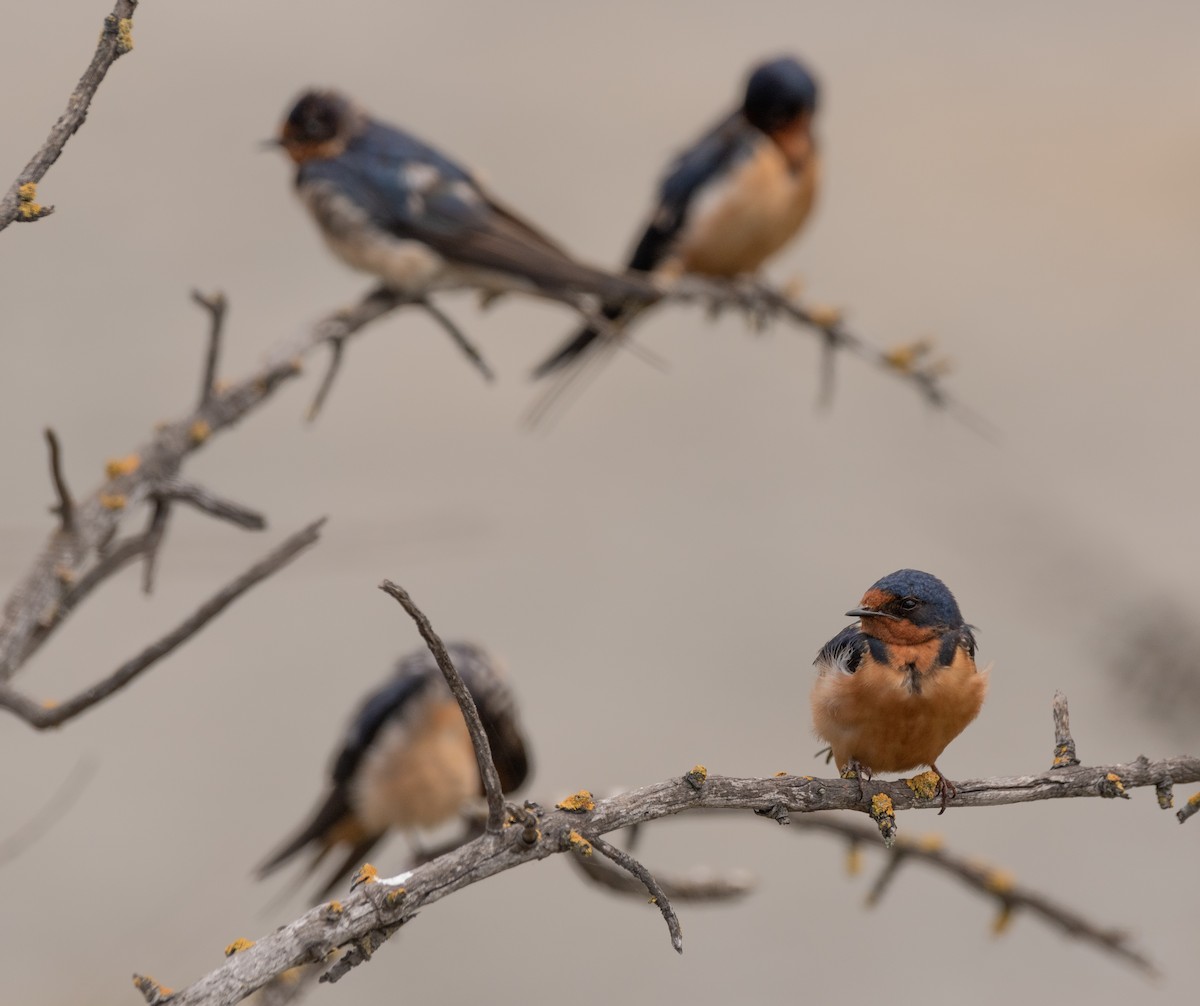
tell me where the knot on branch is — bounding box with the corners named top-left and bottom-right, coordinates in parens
top-left (1098, 773), bottom-right (1130, 800)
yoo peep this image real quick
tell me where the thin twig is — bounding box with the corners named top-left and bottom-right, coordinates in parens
top-left (0, 758), bottom-right (98, 866)
top-left (415, 298), bottom-right (494, 381)
top-left (0, 519), bottom-right (324, 729)
top-left (584, 834), bottom-right (683, 953)
top-left (0, 0), bottom-right (139, 231)
top-left (44, 428), bottom-right (74, 532)
top-left (305, 336), bottom-right (346, 422)
top-left (378, 580), bottom-right (506, 833)
top-left (192, 290), bottom-right (228, 408)
top-left (568, 841), bottom-right (754, 902)
top-left (141, 499), bottom-right (172, 595)
top-left (1052, 689), bottom-right (1081, 768)
top-left (1177, 791), bottom-right (1200, 825)
top-left (787, 815), bottom-right (1155, 974)
top-left (156, 480), bottom-right (266, 531)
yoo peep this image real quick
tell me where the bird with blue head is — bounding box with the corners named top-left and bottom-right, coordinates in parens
top-left (811, 569), bottom-right (987, 813)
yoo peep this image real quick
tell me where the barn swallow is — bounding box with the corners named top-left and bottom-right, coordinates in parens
top-left (273, 89), bottom-right (654, 308)
top-left (810, 570), bottom-right (987, 814)
top-left (258, 642), bottom-right (530, 899)
top-left (532, 55), bottom-right (820, 379)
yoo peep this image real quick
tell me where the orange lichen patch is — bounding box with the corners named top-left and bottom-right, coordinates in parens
top-left (567, 830), bottom-right (593, 856)
top-left (992, 904), bottom-right (1014, 935)
top-left (383, 888), bottom-right (406, 908)
top-left (1188, 792), bottom-right (1200, 808)
top-left (556, 790), bottom-right (595, 813)
top-left (684, 765), bottom-right (708, 789)
top-left (839, 764), bottom-right (860, 781)
top-left (845, 845), bottom-right (863, 876)
top-left (774, 771), bottom-right (789, 777)
top-left (870, 793), bottom-right (897, 847)
top-left (916, 833), bottom-right (944, 853)
top-left (906, 770), bottom-right (941, 801)
top-left (41, 699), bottom-right (58, 709)
top-left (54, 564), bottom-right (76, 585)
top-left (1051, 741), bottom-right (1079, 768)
top-left (105, 453), bottom-right (141, 478)
top-left (325, 900), bottom-right (343, 915)
top-left (350, 863), bottom-right (378, 889)
top-left (984, 869), bottom-right (1015, 894)
top-left (17, 182), bottom-right (43, 219)
top-left (99, 492), bottom-right (126, 510)
top-left (131, 975), bottom-right (173, 1002)
top-left (1099, 772), bottom-right (1129, 799)
top-left (808, 303), bottom-right (843, 328)
top-left (223, 938), bottom-right (254, 956)
top-left (189, 419), bottom-right (211, 444)
top-left (116, 17), bottom-right (134, 53)
top-left (883, 339), bottom-right (933, 374)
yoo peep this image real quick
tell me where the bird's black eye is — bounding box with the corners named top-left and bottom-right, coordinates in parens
top-left (900, 597), bottom-right (918, 610)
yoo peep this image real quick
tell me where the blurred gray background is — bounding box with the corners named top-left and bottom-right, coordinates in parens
top-left (2, 1), bottom-right (1198, 1003)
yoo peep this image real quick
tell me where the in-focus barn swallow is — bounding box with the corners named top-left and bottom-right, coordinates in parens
top-left (274, 89), bottom-right (654, 307)
top-left (258, 642), bottom-right (530, 899)
top-left (810, 570), bottom-right (987, 813)
top-left (532, 55), bottom-right (820, 379)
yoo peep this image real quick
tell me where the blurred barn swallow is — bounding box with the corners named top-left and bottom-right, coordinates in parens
top-left (532, 55), bottom-right (820, 379)
top-left (273, 89), bottom-right (654, 307)
top-left (258, 642), bottom-right (530, 900)
top-left (811, 570), bottom-right (987, 814)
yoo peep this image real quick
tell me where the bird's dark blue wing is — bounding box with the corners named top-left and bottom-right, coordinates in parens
top-left (627, 110), bottom-right (758, 272)
top-left (814, 624), bottom-right (875, 675)
top-left (936, 625), bottom-right (977, 667)
top-left (331, 671), bottom-right (432, 785)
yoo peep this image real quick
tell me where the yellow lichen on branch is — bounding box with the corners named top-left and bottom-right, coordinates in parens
top-left (556, 790), bottom-right (596, 813)
top-left (189, 420), bottom-right (211, 445)
top-left (684, 765), bottom-right (708, 789)
top-left (17, 182), bottom-right (43, 219)
top-left (566, 829), bottom-right (593, 856)
top-left (99, 492), bottom-right (126, 510)
top-left (350, 863), bottom-right (378, 889)
top-left (905, 770), bottom-right (941, 801)
top-left (870, 792), bottom-right (897, 847)
top-left (223, 938), bottom-right (254, 957)
top-left (116, 17), bottom-right (134, 53)
top-left (105, 453), bottom-right (141, 478)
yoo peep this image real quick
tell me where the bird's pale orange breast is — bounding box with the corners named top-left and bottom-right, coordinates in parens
top-left (672, 141), bottom-right (819, 277)
top-left (811, 644), bottom-right (987, 774)
top-left (351, 698), bottom-right (478, 832)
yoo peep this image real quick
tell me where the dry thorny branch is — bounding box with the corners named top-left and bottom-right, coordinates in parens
top-left (0, 0), bottom-right (139, 231)
top-left (126, 589), bottom-right (1197, 1006)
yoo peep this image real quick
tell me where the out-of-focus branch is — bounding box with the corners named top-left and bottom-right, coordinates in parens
top-left (0, 0), bottom-right (139, 231)
top-left (788, 816), bottom-right (1155, 974)
top-left (0, 289), bottom-right (405, 696)
top-left (0, 759), bottom-right (97, 866)
top-left (0, 520), bottom-right (323, 729)
top-left (526, 276), bottom-right (987, 433)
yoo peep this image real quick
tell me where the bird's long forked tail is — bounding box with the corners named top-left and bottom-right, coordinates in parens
top-left (524, 302), bottom-right (665, 429)
top-left (257, 787), bottom-right (387, 904)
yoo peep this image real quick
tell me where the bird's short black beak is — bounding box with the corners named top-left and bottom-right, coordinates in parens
top-left (846, 606), bottom-right (900, 620)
